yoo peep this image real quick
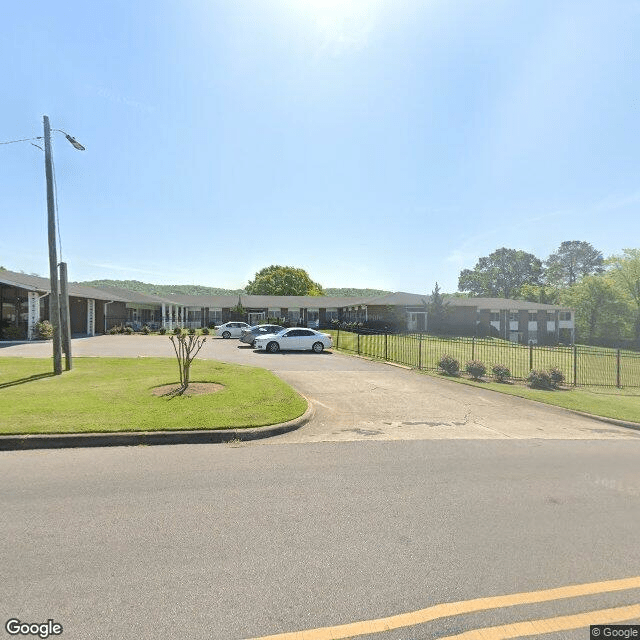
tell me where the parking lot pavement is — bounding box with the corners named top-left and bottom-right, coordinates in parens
top-left (3, 335), bottom-right (640, 442)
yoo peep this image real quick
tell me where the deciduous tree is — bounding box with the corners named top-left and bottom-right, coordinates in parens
top-left (545, 241), bottom-right (604, 286)
top-left (560, 276), bottom-right (633, 343)
top-left (607, 248), bottom-right (640, 343)
top-left (458, 248), bottom-right (543, 299)
top-left (245, 265), bottom-right (324, 296)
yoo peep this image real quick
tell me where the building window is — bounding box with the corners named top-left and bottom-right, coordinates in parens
top-left (547, 311), bottom-right (555, 320)
top-left (509, 310), bottom-right (518, 322)
top-left (490, 312), bottom-right (500, 322)
top-left (528, 311), bottom-right (537, 322)
top-left (324, 308), bottom-right (338, 322)
top-left (559, 311), bottom-right (572, 321)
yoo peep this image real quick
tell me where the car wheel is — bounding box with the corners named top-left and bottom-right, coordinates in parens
top-left (251, 340), bottom-right (256, 348)
top-left (222, 331), bottom-right (231, 339)
top-left (312, 341), bottom-right (324, 353)
top-left (267, 341), bottom-right (280, 353)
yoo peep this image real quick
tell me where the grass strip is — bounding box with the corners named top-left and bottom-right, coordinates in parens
top-left (0, 357), bottom-right (307, 435)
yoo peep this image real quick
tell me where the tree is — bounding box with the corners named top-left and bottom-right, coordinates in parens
top-left (560, 276), bottom-right (633, 344)
top-left (519, 283), bottom-right (562, 305)
top-left (427, 282), bottom-right (450, 333)
top-left (607, 248), bottom-right (640, 343)
top-left (168, 332), bottom-right (207, 395)
top-left (458, 248), bottom-right (543, 299)
top-left (545, 241), bottom-right (604, 286)
top-left (245, 265), bottom-right (324, 296)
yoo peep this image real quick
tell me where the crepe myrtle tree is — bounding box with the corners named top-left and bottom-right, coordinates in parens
top-left (169, 332), bottom-right (207, 396)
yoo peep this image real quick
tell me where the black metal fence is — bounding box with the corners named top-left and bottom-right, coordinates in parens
top-left (328, 329), bottom-right (640, 388)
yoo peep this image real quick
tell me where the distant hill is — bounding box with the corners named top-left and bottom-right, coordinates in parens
top-left (76, 279), bottom-right (390, 298)
top-left (75, 279), bottom-right (244, 296)
top-left (323, 288), bottom-right (391, 297)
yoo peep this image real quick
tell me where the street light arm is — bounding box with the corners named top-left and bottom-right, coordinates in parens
top-left (53, 129), bottom-right (86, 151)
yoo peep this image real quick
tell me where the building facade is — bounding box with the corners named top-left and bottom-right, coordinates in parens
top-left (0, 270), bottom-right (574, 344)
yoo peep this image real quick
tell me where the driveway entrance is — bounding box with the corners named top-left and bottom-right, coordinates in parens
top-left (3, 335), bottom-right (639, 443)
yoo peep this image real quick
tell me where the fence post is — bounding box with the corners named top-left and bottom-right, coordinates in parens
top-left (573, 345), bottom-right (577, 387)
top-left (385, 332), bottom-right (388, 362)
top-left (471, 336), bottom-right (475, 361)
top-left (357, 332), bottom-right (360, 355)
top-left (617, 349), bottom-right (621, 388)
top-left (419, 332), bottom-right (422, 369)
top-left (529, 342), bottom-right (533, 371)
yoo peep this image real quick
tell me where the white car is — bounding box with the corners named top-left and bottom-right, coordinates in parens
top-left (215, 322), bottom-right (251, 338)
top-left (254, 328), bottom-right (332, 353)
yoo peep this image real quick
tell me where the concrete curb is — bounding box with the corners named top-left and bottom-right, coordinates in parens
top-left (564, 410), bottom-right (640, 432)
top-left (0, 398), bottom-right (315, 451)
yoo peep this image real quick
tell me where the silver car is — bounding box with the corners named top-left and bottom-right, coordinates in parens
top-left (239, 324), bottom-right (285, 347)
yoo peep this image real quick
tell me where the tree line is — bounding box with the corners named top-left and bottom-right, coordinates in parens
top-left (454, 242), bottom-right (640, 347)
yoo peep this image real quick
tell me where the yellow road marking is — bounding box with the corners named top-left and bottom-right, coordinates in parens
top-left (440, 602), bottom-right (640, 639)
top-left (244, 576), bottom-right (640, 640)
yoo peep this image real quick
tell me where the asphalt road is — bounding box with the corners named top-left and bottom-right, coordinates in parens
top-left (2, 439), bottom-right (639, 639)
top-left (2, 336), bottom-right (639, 639)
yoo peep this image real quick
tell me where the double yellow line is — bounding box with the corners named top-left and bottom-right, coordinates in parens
top-left (245, 576), bottom-right (640, 640)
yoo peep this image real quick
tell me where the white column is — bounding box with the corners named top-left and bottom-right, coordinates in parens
top-left (87, 299), bottom-right (95, 336)
top-left (27, 291), bottom-right (40, 340)
top-left (161, 303), bottom-right (166, 328)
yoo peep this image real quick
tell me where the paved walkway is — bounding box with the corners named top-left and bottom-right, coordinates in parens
top-left (2, 335), bottom-right (639, 442)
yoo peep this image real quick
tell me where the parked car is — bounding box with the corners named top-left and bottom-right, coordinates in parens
top-left (215, 322), bottom-right (251, 338)
top-left (254, 328), bottom-right (332, 353)
top-left (239, 324), bottom-right (285, 347)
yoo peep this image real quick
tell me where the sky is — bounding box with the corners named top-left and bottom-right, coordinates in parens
top-left (1, 0), bottom-right (639, 294)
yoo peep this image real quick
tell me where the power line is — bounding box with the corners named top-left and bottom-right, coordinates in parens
top-left (0, 136), bottom-right (43, 145)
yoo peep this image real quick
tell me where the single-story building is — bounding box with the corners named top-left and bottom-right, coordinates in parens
top-left (0, 270), bottom-right (128, 340)
top-left (0, 269), bottom-right (575, 344)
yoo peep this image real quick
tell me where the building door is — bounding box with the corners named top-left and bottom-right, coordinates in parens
top-left (248, 312), bottom-right (265, 325)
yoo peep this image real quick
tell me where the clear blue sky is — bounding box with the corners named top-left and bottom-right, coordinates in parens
top-left (1, 0), bottom-right (638, 293)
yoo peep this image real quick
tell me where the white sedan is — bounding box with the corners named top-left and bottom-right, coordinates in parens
top-left (215, 322), bottom-right (251, 338)
top-left (254, 328), bottom-right (332, 353)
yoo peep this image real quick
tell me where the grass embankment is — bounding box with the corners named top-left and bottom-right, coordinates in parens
top-left (0, 357), bottom-right (307, 435)
top-left (326, 330), bottom-right (640, 387)
top-left (422, 372), bottom-right (640, 424)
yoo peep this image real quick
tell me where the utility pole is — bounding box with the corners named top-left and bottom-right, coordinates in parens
top-left (43, 115), bottom-right (63, 375)
top-left (59, 261), bottom-right (72, 370)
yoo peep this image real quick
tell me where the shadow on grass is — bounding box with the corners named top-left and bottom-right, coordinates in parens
top-left (0, 372), bottom-right (56, 389)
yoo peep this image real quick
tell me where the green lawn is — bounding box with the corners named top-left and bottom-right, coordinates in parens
top-left (326, 330), bottom-right (640, 388)
top-left (0, 357), bottom-right (307, 435)
top-left (421, 371), bottom-right (640, 424)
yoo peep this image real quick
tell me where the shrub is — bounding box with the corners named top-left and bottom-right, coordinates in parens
top-left (548, 366), bottom-right (565, 388)
top-left (109, 325), bottom-right (123, 335)
top-left (124, 326), bottom-right (134, 335)
top-left (438, 354), bottom-right (460, 376)
top-left (527, 369), bottom-right (553, 390)
top-left (188, 327), bottom-right (196, 335)
top-left (491, 364), bottom-right (511, 383)
top-left (465, 360), bottom-right (486, 380)
top-left (173, 327), bottom-right (183, 335)
top-left (141, 325), bottom-right (150, 335)
top-left (201, 327), bottom-right (210, 335)
top-left (159, 327), bottom-right (167, 335)
top-left (35, 320), bottom-right (54, 339)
